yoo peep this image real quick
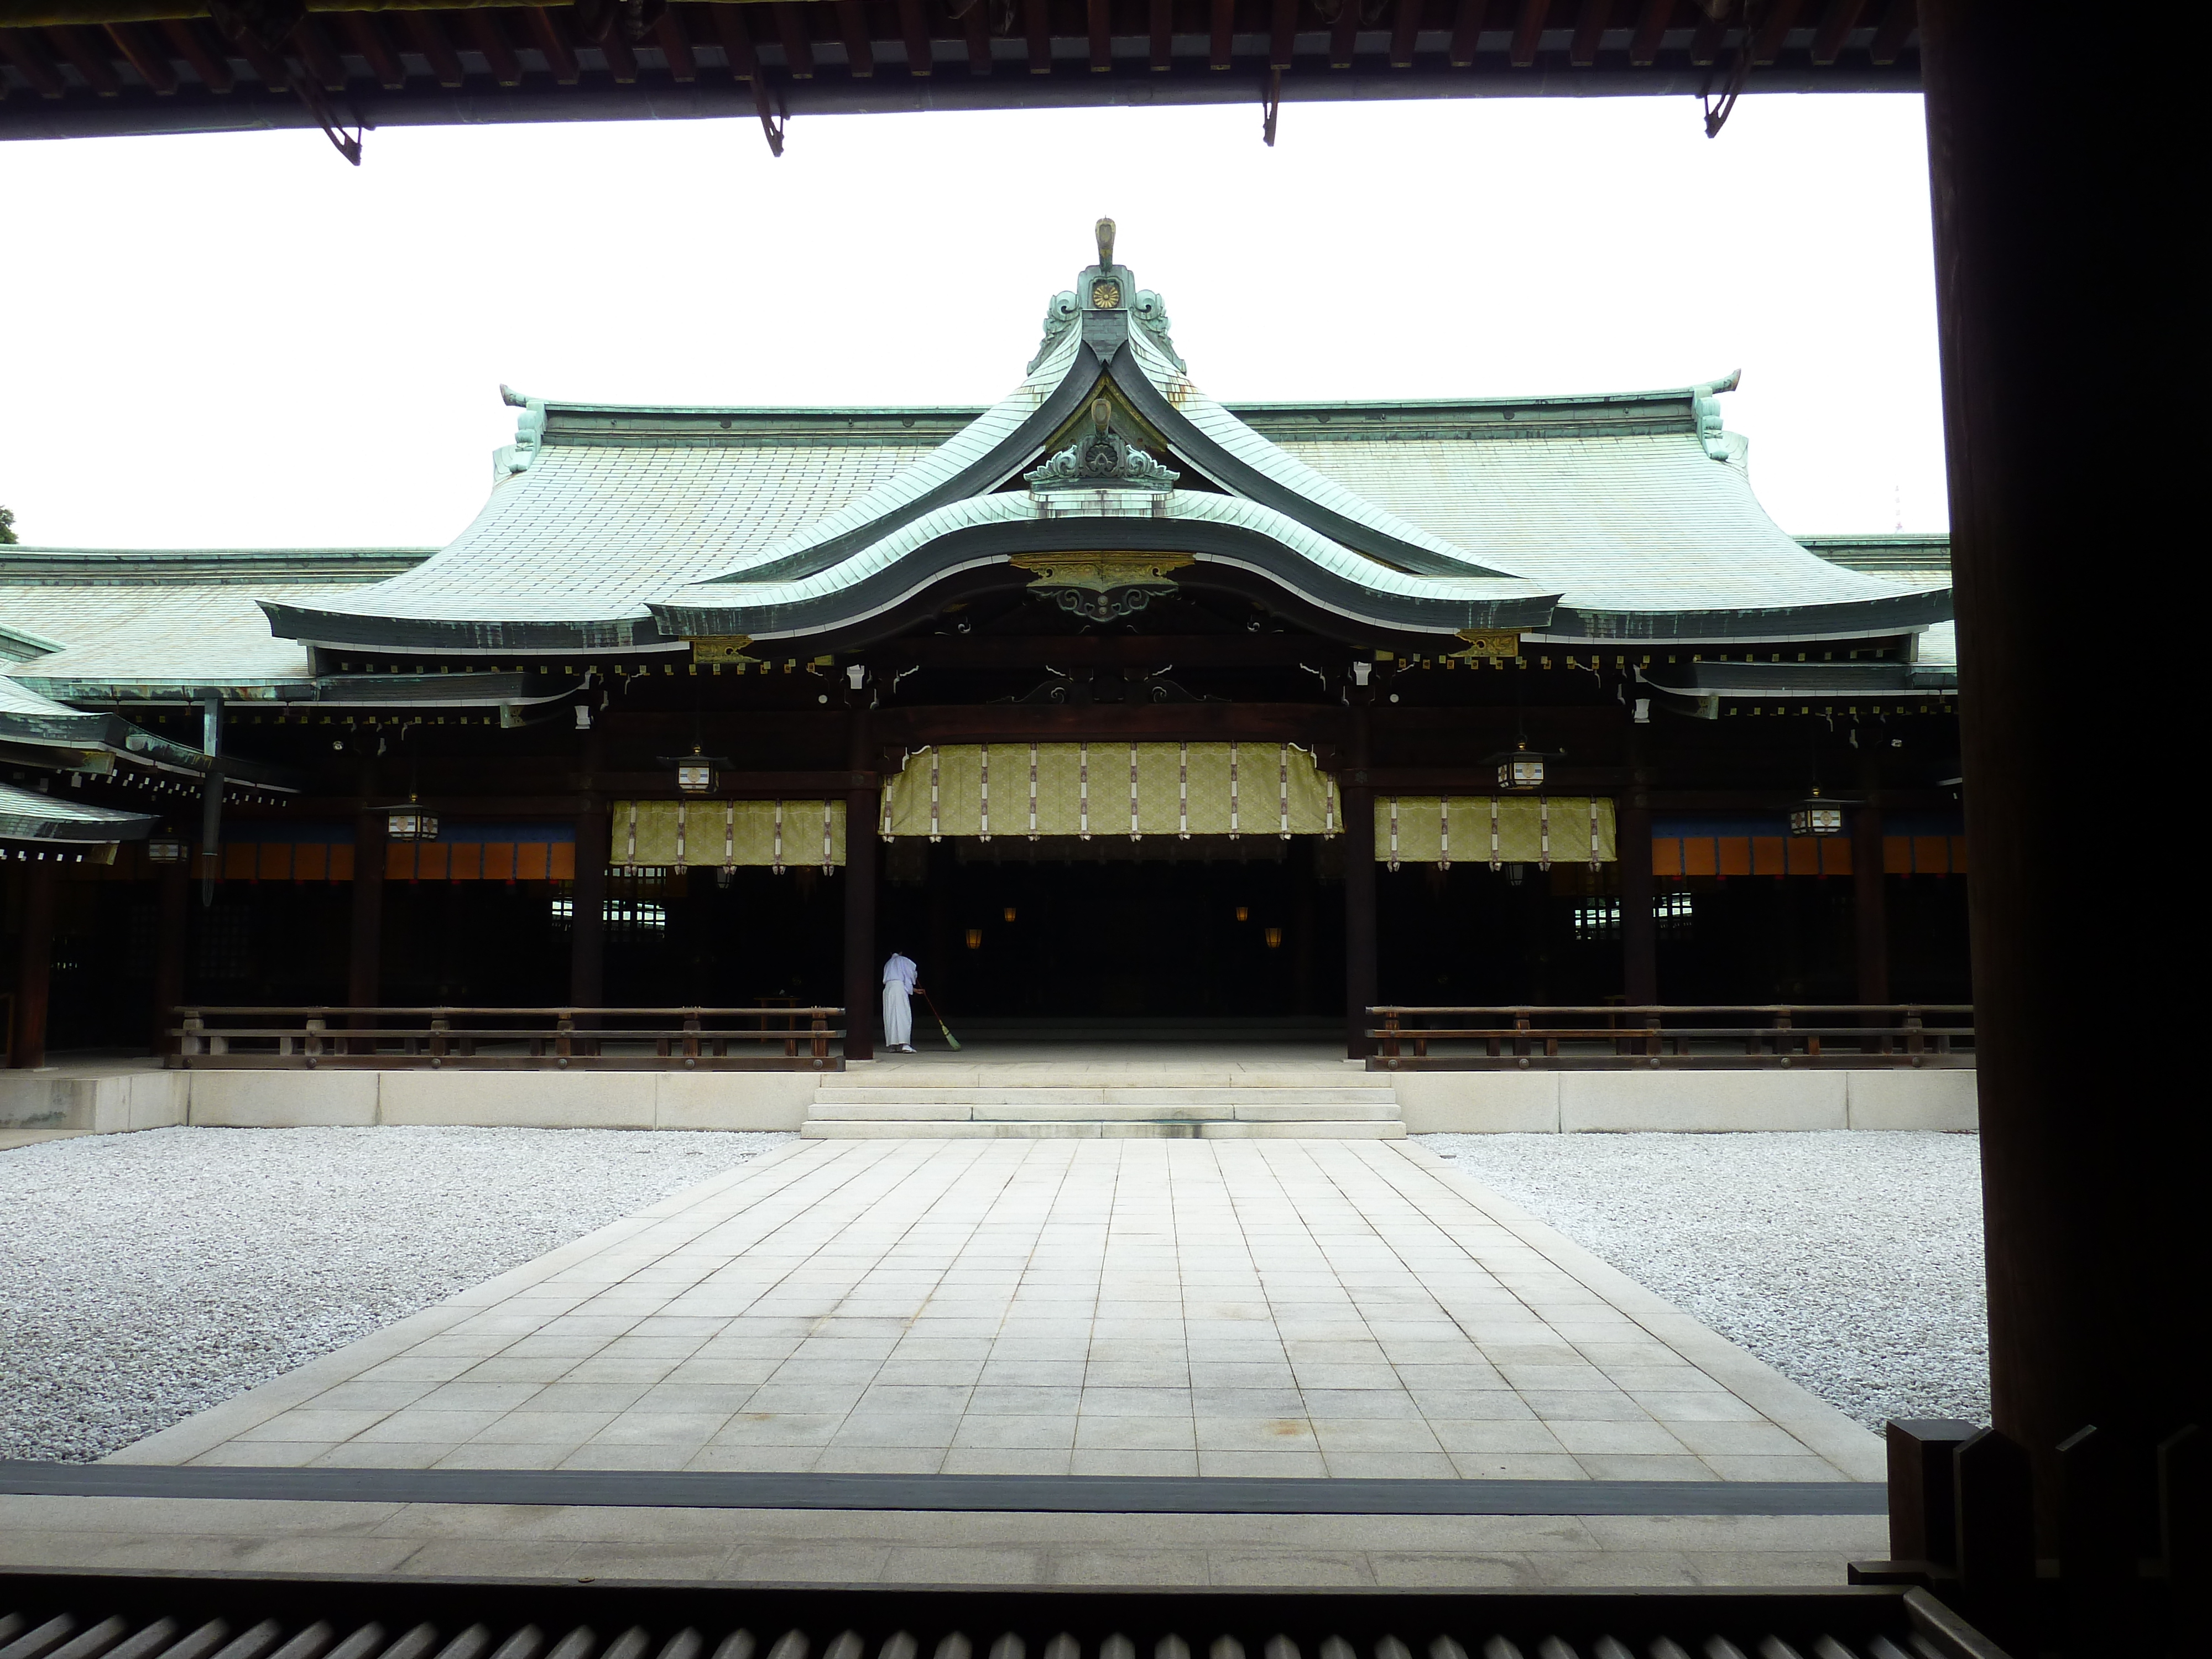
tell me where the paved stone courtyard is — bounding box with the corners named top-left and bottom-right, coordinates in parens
top-left (117, 1138), bottom-right (1879, 1482)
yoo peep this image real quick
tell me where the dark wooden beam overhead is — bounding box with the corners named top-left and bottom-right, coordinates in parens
top-left (1447, 0), bottom-right (1479, 67)
top-left (1867, 0), bottom-right (1913, 62)
top-left (597, 15), bottom-right (637, 80)
top-left (101, 18), bottom-right (174, 92)
top-left (158, 16), bottom-right (229, 91)
top-left (705, 1), bottom-right (755, 80)
top-left (400, 8), bottom-right (465, 86)
top-left (1627, 0), bottom-right (1670, 64)
top-left (0, 0), bottom-right (1925, 139)
top-left (1808, 0), bottom-right (1867, 62)
top-left (833, 0), bottom-right (870, 76)
top-left (1389, 0), bottom-right (1420, 66)
top-left (340, 12), bottom-right (405, 87)
top-left (894, 0), bottom-right (930, 75)
top-left (467, 7), bottom-right (523, 85)
top-left (1569, 0), bottom-right (1607, 65)
top-left (957, 0), bottom-right (989, 74)
top-left (1327, 0), bottom-right (1357, 67)
top-left (1022, 0), bottom-right (1047, 72)
top-left (1, 24), bottom-right (63, 94)
top-left (289, 15), bottom-right (348, 90)
top-left (772, 0), bottom-right (813, 77)
top-left (521, 4), bottom-right (577, 82)
top-left (44, 23), bottom-right (118, 93)
top-left (1751, 0), bottom-right (1802, 63)
top-left (1510, 0), bottom-right (1551, 66)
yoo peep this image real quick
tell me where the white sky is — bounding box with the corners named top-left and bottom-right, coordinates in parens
top-left (0, 91), bottom-right (1944, 551)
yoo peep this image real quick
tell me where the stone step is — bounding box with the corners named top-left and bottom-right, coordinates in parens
top-left (810, 1099), bottom-right (1404, 1122)
top-left (800, 1118), bottom-right (1407, 1140)
top-left (813, 1086), bottom-right (1397, 1108)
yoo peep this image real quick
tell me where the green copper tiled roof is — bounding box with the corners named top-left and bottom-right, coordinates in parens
top-left (0, 779), bottom-right (156, 847)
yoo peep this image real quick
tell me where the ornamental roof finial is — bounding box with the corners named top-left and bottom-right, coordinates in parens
top-left (1095, 217), bottom-right (1117, 270)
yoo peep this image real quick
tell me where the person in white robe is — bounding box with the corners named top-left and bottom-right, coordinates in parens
top-left (881, 951), bottom-right (920, 1052)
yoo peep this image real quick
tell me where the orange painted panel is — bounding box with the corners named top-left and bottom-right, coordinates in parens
top-left (329, 844), bottom-right (354, 881)
top-left (257, 843), bottom-right (291, 881)
top-left (1681, 837), bottom-right (1717, 877)
top-left (386, 843), bottom-right (415, 880)
top-left (1913, 834), bottom-right (1950, 874)
top-left (484, 843), bottom-right (516, 881)
top-left (416, 843), bottom-right (450, 880)
top-left (1822, 837), bottom-right (1853, 876)
top-left (1785, 837), bottom-right (1821, 876)
top-left (549, 843), bottom-right (576, 881)
top-left (448, 842), bottom-right (482, 880)
top-left (295, 844), bottom-right (328, 881)
top-left (1949, 835), bottom-right (1969, 873)
top-left (223, 843), bottom-right (257, 880)
top-left (1883, 835), bottom-right (1912, 874)
top-left (1717, 837), bottom-right (1751, 877)
top-left (515, 842), bottom-right (549, 881)
top-left (1751, 836), bottom-right (1786, 877)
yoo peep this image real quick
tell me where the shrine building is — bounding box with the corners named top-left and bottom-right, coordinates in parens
top-left (1, 223), bottom-right (1963, 1063)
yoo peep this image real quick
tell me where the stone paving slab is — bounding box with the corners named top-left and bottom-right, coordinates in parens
top-left (108, 1138), bottom-right (1881, 1483)
top-left (0, 1493), bottom-right (1885, 1588)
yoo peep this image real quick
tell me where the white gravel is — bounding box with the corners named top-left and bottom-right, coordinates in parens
top-left (0, 1125), bottom-right (791, 1463)
top-left (1423, 1131), bottom-right (1989, 1432)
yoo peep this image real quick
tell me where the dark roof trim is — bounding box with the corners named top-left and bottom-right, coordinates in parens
top-left (652, 517), bottom-right (1558, 645)
top-left (257, 601), bottom-right (679, 655)
top-left (1642, 661), bottom-right (1960, 697)
top-left (1537, 587), bottom-right (1953, 644)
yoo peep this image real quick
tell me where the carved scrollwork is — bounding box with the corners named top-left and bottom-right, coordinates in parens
top-left (1029, 291), bottom-right (1081, 372)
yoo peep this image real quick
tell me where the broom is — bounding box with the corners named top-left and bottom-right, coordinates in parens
top-left (916, 988), bottom-right (963, 1051)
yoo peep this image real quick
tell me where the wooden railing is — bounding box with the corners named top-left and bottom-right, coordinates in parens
top-left (168, 1006), bottom-right (845, 1071)
top-left (1366, 1004), bottom-right (1973, 1070)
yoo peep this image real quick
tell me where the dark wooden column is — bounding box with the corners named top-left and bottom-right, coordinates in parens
top-left (150, 857), bottom-right (187, 1056)
top-left (11, 861), bottom-right (58, 1069)
top-left (570, 728), bottom-right (607, 1011)
top-left (347, 808), bottom-right (385, 1015)
top-left (1922, 0), bottom-right (2200, 1553)
top-left (1342, 701), bottom-right (1376, 1058)
top-left (842, 705), bottom-right (878, 1062)
top-left (1619, 741), bottom-right (1656, 1006)
top-left (1851, 752), bottom-right (1890, 1006)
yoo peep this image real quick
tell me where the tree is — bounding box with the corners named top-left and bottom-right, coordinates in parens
top-left (0, 505), bottom-right (15, 545)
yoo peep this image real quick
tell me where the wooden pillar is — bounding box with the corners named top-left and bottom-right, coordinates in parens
top-left (12, 861), bottom-right (58, 1069)
top-left (348, 808), bottom-right (385, 1015)
top-left (1342, 702), bottom-right (1376, 1058)
top-left (150, 858), bottom-right (187, 1056)
top-left (1852, 753), bottom-right (1890, 1006)
top-left (1922, 0), bottom-right (2200, 1553)
top-left (571, 728), bottom-right (608, 1012)
top-left (1619, 748), bottom-right (1656, 1006)
top-left (570, 808), bottom-right (609, 1009)
top-left (842, 705), bottom-right (877, 1062)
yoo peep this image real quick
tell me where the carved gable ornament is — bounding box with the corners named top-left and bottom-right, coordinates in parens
top-left (1025, 398), bottom-right (1181, 493)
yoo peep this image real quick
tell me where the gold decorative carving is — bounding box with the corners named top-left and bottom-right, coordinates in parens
top-left (1453, 628), bottom-right (1522, 660)
top-left (1011, 552), bottom-right (1193, 588)
top-left (689, 635), bottom-right (757, 663)
top-left (1090, 278), bottom-right (1123, 310)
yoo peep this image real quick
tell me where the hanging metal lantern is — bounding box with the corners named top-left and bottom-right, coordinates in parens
top-left (965, 928), bottom-right (984, 950)
top-left (1263, 927), bottom-right (1284, 950)
top-left (661, 748), bottom-right (727, 795)
top-left (146, 837), bottom-right (189, 864)
top-left (386, 804), bottom-right (438, 841)
top-left (1486, 740), bottom-right (1558, 791)
top-left (1790, 789), bottom-right (1847, 837)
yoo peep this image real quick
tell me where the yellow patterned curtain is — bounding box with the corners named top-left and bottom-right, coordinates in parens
top-left (1375, 796), bottom-right (1616, 868)
top-left (613, 800), bottom-right (847, 869)
top-left (881, 742), bottom-right (1339, 839)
